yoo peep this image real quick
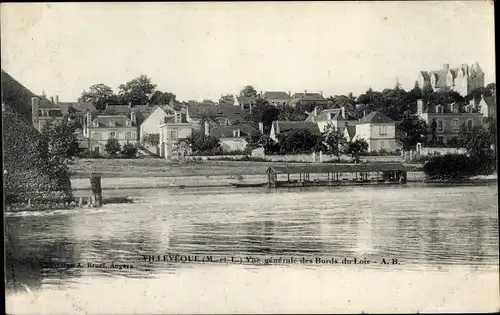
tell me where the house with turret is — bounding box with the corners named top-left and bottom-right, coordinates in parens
top-left (418, 62), bottom-right (485, 96)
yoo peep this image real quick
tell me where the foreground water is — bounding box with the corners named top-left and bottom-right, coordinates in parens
top-left (5, 183), bottom-right (499, 313)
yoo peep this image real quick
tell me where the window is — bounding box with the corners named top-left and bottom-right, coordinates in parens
top-left (109, 131), bottom-right (116, 139)
top-left (92, 132), bottom-right (101, 140)
top-left (467, 119), bottom-right (474, 128)
top-left (125, 132), bottom-right (132, 140)
top-left (380, 141), bottom-right (385, 149)
top-left (169, 130), bottom-right (178, 140)
top-left (437, 120), bottom-right (444, 132)
top-left (109, 120), bottom-right (115, 127)
top-left (93, 119), bottom-right (99, 127)
top-left (438, 136), bottom-right (444, 144)
top-left (233, 129), bottom-right (241, 138)
top-left (452, 119), bottom-right (459, 132)
top-left (94, 146), bottom-right (100, 153)
top-left (125, 120), bottom-right (131, 127)
top-left (378, 125), bottom-right (387, 135)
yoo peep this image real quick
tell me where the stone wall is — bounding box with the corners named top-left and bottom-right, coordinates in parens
top-left (3, 104), bottom-right (73, 205)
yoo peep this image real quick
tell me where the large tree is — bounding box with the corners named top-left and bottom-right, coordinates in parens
top-left (118, 74), bottom-right (157, 105)
top-left (240, 85), bottom-right (258, 97)
top-left (219, 94), bottom-right (235, 105)
top-left (40, 118), bottom-right (81, 161)
top-left (277, 128), bottom-right (321, 154)
top-left (398, 114), bottom-right (428, 150)
top-left (79, 84), bottom-right (119, 111)
top-left (323, 123), bottom-right (347, 161)
top-left (150, 91), bottom-right (176, 105)
top-left (344, 138), bottom-right (369, 162)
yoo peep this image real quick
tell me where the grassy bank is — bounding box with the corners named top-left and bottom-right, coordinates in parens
top-left (69, 158), bottom-right (423, 178)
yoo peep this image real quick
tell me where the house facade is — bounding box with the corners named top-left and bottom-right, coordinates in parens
top-left (235, 96), bottom-right (257, 111)
top-left (418, 62), bottom-right (485, 96)
top-left (31, 96), bottom-right (64, 131)
top-left (208, 123), bottom-right (256, 152)
top-left (350, 111), bottom-right (399, 152)
top-left (83, 112), bottom-right (138, 154)
top-left (416, 99), bottom-right (484, 144)
top-left (159, 112), bottom-right (192, 160)
top-left (262, 91), bottom-right (291, 106)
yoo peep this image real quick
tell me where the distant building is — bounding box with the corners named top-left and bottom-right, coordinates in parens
top-left (418, 62), bottom-right (485, 96)
top-left (350, 111), bottom-right (399, 152)
top-left (478, 95), bottom-right (496, 122)
top-left (269, 121), bottom-right (321, 142)
top-left (186, 103), bottom-right (245, 126)
top-left (262, 91), bottom-right (292, 106)
top-left (83, 111), bottom-right (138, 154)
top-left (159, 112), bottom-right (192, 160)
top-left (31, 96), bottom-right (64, 131)
top-left (235, 96), bottom-right (258, 111)
top-left (208, 123), bottom-right (256, 152)
top-left (305, 106), bottom-right (358, 132)
top-left (289, 91), bottom-right (328, 107)
top-left (55, 95), bottom-right (97, 116)
top-left (416, 99), bottom-right (483, 144)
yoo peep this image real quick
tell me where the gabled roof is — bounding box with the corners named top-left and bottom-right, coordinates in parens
top-left (315, 109), bottom-right (342, 121)
top-left (276, 121), bottom-right (321, 135)
top-left (358, 111), bottom-right (394, 124)
top-left (236, 96), bottom-right (257, 104)
top-left (344, 125), bottom-right (357, 138)
top-left (38, 96), bottom-right (60, 109)
top-left (263, 91), bottom-right (290, 99)
top-left (210, 124), bottom-right (256, 138)
top-left (292, 92), bottom-right (325, 101)
top-left (187, 103), bottom-right (245, 122)
top-left (58, 101), bottom-right (97, 115)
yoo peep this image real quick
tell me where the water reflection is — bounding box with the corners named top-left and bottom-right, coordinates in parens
top-left (4, 183), bottom-right (499, 292)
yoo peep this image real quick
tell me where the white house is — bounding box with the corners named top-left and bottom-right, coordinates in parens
top-left (208, 123), bottom-right (257, 152)
top-left (159, 112), bottom-right (192, 160)
top-left (139, 105), bottom-right (176, 153)
top-left (350, 111), bottom-right (399, 152)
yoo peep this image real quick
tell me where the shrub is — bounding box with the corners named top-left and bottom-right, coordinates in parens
top-left (121, 143), bottom-right (138, 159)
top-left (105, 138), bottom-right (121, 157)
top-left (423, 153), bottom-right (495, 180)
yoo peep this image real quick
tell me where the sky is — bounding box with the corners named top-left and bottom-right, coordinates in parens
top-left (1, 2), bottom-right (496, 103)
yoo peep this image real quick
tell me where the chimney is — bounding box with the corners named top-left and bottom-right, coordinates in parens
top-left (258, 122), bottom-right (264, 133)
top-left (49, 96), bottom-right (54, 103)
top-left (175, 111), bottom-right (181, 123)
top-left (275, 121), bottom-right (280, 134)
top-left (363, 110), bottom-right (366, 118)
top-left (313, 107), bottom-right (318, 116)
top-left (31, 97), bottom-right (40, 126)
top-left (128, 102), bottom-right (132, 109)
top-left (304, 90), bottom-right (308, 94)
top-left (443, 64), bottom-right (449, 70)
top-left (54, 95), bottom-right (59, 104)
top-left (204, 121), bottom-right (210, 136)
top-left (417, 99), bottom-right (423, 114)
top-left (320, 91), bottom-right (323, 97)
top-left (341, 106), bottom-right (346, 119)
top-left (288, 91), bottom-right (291, 97)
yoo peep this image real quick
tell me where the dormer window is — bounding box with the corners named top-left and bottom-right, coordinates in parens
top-left (93, 119), bottom-right (99, 127)
top-left (125, 119), bottom-right (131, 127)
top-left (109, 120), bottom-right (115, 127)
top-left (86, 112), bottom-right (92, 124)
top-left (233, 129), bottom-right (241, 138)
top-left (131, 112), bottom-right (136, 123)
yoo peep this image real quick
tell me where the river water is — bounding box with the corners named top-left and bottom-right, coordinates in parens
top-left (5, 183), bottom-right (499, 313)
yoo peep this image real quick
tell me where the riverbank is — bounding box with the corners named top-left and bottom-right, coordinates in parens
top-left (69, 157), bottom-right (424, 178)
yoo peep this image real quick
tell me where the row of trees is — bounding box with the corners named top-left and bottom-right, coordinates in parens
top-left (79, 75), bottom-right (176, 111)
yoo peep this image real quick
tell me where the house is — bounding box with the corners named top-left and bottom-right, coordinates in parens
top-left (31, 96), bottom-right (64, 131)
top-left (350, 111), bottom-right (399, 152)
top-left (235, 96), bottom-right (258, 111)
top-left (137, 105), bottom-right (178, 153)
top-left (159, 112), bottom-right (192, 160)
top-left (305, 106), bottom-right (358, 132)
top-left (55, 96), bottom-right (97, 116)
top-left (262, 91), bottom-right (291, 106)
top-left (207, 123), bottom-right (256, 152)
top-left (478, 95), bottom-right (496, 121)
top-left (186, 102), bottom-right (245, 126)
top-left (289, 91), bottom-right (328, 107)
top-left (83, 111), bottom-right (139, 154)
top-left (270, 121), bottom-right (321, 142)
top-left (416, 99), bottom-right (483, 144)
top-left (418, 62), bottom-right (485, 96)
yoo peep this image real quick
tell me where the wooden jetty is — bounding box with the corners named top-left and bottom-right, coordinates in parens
top-left (266, 163), bottom-right (408, 188)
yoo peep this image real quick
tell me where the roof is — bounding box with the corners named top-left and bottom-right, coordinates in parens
top-left (187, 103), bottom-right (245, 122)
top-left (420, 71), bottom-right (430, 81)
top-left (315, 109), bottom-right (342, 121)
top-left (263, 91), bottom-right (291, 99)
top-left (38, 97), bottom-right (59, 109)
top-left (105, 104), bottom-right (131, 114)
top-left (292, 92), bottom-right (325, 101)
top-left (1, 69), bottom-right (38, 121)
top-left (266, 163), bottom-right (407, 174)
top-left (58, 101), bottom-right (97, 115)
top-left (210, 124), bottom-right (256, 138)
top-left (358, 111), bottom-right (394, 124)
top-left (344, 125), bottom-right (357, 138)
top-left (277, 121), bottom-right (321, 135)
top-left (236, 96), bottom-right (257, 104)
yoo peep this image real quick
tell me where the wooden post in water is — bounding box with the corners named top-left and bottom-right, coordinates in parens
top-left (90, 174), bottom-right (103, 207)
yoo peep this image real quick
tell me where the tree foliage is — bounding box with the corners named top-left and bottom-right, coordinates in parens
top-left (80, 84), bottom-right (119, 111)
top-left (219, 94), bottom-right (235, 105)
top-left (40, 119), bottom-right (80, 161)
top-left (150, 91), bottom-right (176, 105)
top-left (178, 130), bottom-right (221, 154)
top-left (323, 123), bottom-right (347, 161)
top-left (142, 133), bottom-right (160, 147)
top-left (105, 138), bottom-right (121, 157)
top-left (398, 114), bottom-right (428, 150)
top-left (277, 128), bottom-right (322, 154)
top-left (344, 138), bottom-right (369, 162)
top-left (121, 142), bottom-right (138, 159)
top-left (240, 85), bottom-right (258, 97)
top-left (118, 74), bottom-right (157, 105)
